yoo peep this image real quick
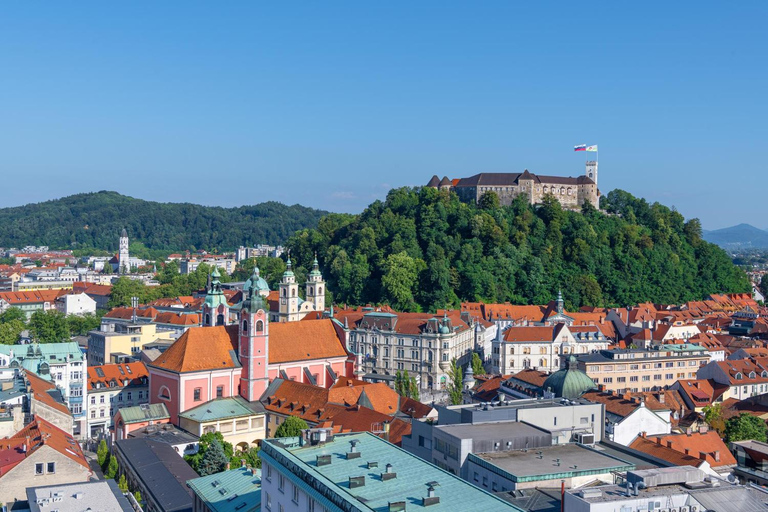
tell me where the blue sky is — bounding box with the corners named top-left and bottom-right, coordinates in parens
top-left (1, 2), bottom-right (765, 229)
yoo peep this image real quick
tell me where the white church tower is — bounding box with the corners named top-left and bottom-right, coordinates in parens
top-left (278, 256), bottom-right (300, 322)
top-left (119, 228), bottom-right (130, 274)
top-left (305, 254), bottom-right (325, 313)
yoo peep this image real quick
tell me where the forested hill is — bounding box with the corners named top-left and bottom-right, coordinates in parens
top-left (0, 191), bottom-right (328, 251)
top-left (287, 188), bottom-right (751, 311)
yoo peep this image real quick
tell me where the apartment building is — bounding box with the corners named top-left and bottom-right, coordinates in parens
top-left (577, 345), bottom-right (710, 393)
top-left (87, 322), bottom-right (174, 366)
top-left (85, 362), bottom-right (149, 438)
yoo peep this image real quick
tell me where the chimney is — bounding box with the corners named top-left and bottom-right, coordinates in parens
top-left (714, 450), bottom-right (720, 462)
top-left (699, 451), bottom-right (707, 461)
top-left (684, 448), bottom-right (690, 455)
top-left (658, 393), bottom-right (665, 404)
top-left (666, 441), bottom-right (673, 448)
top-left (700, 424), bottom-right (709, 434)
top-left (240, 459), bottom-right (246, 468)
top-left (656, 438), bottom-right (662, 445)
top-left (640, 431), bottom-right (646, 438)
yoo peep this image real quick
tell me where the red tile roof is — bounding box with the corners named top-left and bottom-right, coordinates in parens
top-left (25, 371), bottom-right (71, 416)
top-left (644, 432), bottom-right (736, 468)
top-left (0, 290), bottom-right (66, 305)
top-left (150, 319), bottom-right (348, 373)
top-left (87, 363), bottom-right (148, 391)
top-left (0, 416), bottom-right (89, 476)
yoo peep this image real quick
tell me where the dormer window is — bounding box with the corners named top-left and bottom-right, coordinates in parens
top-left (735, 372), bottom-right (743, 380)
top-left (750, 372), bottom-right (756, 379)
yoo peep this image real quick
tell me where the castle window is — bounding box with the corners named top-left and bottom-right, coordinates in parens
top-left (567, 188), bottom-right (572, 195)
top-left (256, 320), bottom-right (264, 332)
top-left (560, 187), bottom-right (565, 195)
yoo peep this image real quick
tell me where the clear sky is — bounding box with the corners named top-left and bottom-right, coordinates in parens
top-left (1, 2), bottom-right (766, 229)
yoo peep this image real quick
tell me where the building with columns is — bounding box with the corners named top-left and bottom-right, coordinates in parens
top-left (147, 271), bottom-right (356, 424)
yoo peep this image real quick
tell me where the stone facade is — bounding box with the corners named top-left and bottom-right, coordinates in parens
top-left (428, 165), bottom-right (599, 209)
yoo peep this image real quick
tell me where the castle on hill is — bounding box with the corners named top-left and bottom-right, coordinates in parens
top-left (427, 161), bottom-right (599, 209)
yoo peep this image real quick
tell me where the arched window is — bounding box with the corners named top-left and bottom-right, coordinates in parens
top-left (281, 289), bottom-right (286, 297)
top-left (216, 314), bottom-right (225, 326)
top-left (560, 187), bottom-right (565, 195)
top-left (158, 386), bottom-right (171, 401)
top-left (318, 286), bottom-right (322, 294)
top-left (205, 314), bottom-right (211, 325)
top-left (292, 289), bottom-right (296, 297)
top-left (242, 320), bottom-right (248, 333)
top-left (256, 320), bottom-right (264, 332)
top-left (567, 188), bottom-right (572, 195)
top-left (309, 287), bottom-right (314, 295)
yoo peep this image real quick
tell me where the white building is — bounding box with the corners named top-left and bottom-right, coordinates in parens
top-left (85, 362), bottom-right (149, 438)
top-left (55, 293), bottom-right (97, 316)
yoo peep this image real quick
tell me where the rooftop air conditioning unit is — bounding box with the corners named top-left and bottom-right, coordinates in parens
top-left (576, 432), bottom-right (595, 445)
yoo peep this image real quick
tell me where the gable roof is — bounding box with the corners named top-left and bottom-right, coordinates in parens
top-left (0, 415), bottom-right (89, 476)
top-left (149, 325), bottom-right (240, 373)
top-left (645, 432), bottom-right (736, 468)
top-left (268, 319), bottom-right (347, 364)
top-left (87, 362), bottom-right (148, 391)
top-left (629, 436), bottom-right (705, 467)
top-left (25, 371), bottom-right (71, 416)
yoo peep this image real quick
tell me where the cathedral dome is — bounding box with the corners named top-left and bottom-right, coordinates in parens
top-left (543, 356), bottom-right (596, 399)
top-left (244, 267), bottom-right (270, 294)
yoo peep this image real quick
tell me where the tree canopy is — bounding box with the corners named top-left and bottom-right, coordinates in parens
top-left (0, 191), bottom-right (327, 251)
top-left (275, 416), bottom-right (309, 438)
top-left (724, 413), bottom-right (768, 443)
top-left (287, 187), bottom-right (749, 310)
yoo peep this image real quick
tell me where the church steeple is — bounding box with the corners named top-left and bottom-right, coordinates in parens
top-left (203, 267), bottom-right (229, 326)
top-left (278, 253), bottom-right (299, 322)
top-left (305, 253), bottom-right (325, 313)
top-left (238, 276), bottom-right (269, 401)
top-left (556, 289), bottom-right (564, 315)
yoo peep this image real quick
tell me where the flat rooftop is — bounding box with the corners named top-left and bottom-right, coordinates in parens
top-left (435, 420), bottom-right (549, 442)
top-left (27, 480), bottom-right (133, 512)
top-left (473, 444), bottom-right (634, 481)
top-left (263, 432), bottom-right (522, 511)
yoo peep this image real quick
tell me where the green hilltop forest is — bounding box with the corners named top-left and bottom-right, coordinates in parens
top-left (286, 187), bottom-right (750, 311)
top-left (0, 191), bottom-right (328, 252)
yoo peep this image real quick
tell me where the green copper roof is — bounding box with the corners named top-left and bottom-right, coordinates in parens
top-left (282, 257), bottom-right (294, 278)
top-left (119, 403), bottom-right (170, 424)
top-left (243, 266), bottom-right (269, 293)
top-left (543, 356), bottom-right (596, 399)
top-left (187, 466), bottom-right (261, 512)
top-left (261, 432), bottom-right (523, 511)
top-left (204, 268), bottom-right (229, 309)
top-left (309, 254), bottom-right (322, 277)
top-left (179, 396), bottom-right (263, 423)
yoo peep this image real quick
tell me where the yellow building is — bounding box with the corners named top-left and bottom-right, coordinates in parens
top-left (87, 323), bottom-right (175, 366)
top-left (15, 280), bottom-right (74, 292)
top-left (178, 396), bottom-right (266, 451)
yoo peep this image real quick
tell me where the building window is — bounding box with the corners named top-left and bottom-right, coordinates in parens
top-left (293, 484), bottom-right (299, 503)
top-left (90, 410), bottom-right (96, 419)
top-left (278, 474), bottom-right (285, 492)
top-left (35, 463), bottom-right (44, 475)
top-left (127, 392), bottom-right (132, 401)
top-left (47, 462), bottom-right (55, 474)
top-left (217, 385), bottom-right (224, 398)
top-left (99, 395), bottom-right (105, 404)
top-left (194, 388), bottom-right (202, 401)
top-left (90, 396), bottom-right (96, 405)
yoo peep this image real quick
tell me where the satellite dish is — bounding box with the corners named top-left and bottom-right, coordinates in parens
top-left (727, 474), bottom-right (736, 483)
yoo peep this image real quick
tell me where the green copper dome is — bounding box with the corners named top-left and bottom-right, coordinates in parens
top-left (543, 356), bottom-right (596, 399)
top-left (282, 257), bottom-right (294, 278)
top-left (244, 266), bottom-right (270, 293)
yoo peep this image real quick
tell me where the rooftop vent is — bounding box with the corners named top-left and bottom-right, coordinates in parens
top-left (349, 476), bottom-right (365, 489)
top-left (381, 463), bottom-right (397, 481)
top-left (316, 455), bottom-right (332, 466)
top-left (347, 439), bottom-right (362, 459)
top-left (423, 481), bottom-right (440, 506)
top-left (388, 501), bottom-right (406, 512)
top-left (367, 461), bottom-right (378, 469)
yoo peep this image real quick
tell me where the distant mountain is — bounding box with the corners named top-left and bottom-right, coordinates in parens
top-left (0, 191), bottom-right (329, 252)
top-left (703, 223), bottom-right (768, 250)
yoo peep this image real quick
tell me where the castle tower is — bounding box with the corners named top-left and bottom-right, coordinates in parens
top-left (202, 267), bottom-right (230, 326)
top-left (119, 228), bottom-right (130, 274)
top-left (586, 161), bottom-right (598, 188)
top-left (305, 254), bottom-right (325, 313)
top-left (278, 256), bottom-right (299, 322)
top-left (238, 282), bottom-right (270, 401)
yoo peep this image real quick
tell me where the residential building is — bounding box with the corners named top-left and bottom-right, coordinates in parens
top-left (179, 396), bottom-right (266, 451)
top-left (148, 272), bottom-right (355, 424)
top-left (235, 244), bottom-right (284, 261)
top-left (187, 464), bottom-right (261, 512)
top-left (732, 440), bottom-right (768, 486)
top-left (564, 466), bottom-right (768, 512)
top-left (115, 437), bottom-right (198, 512)
top-left (85, 362), bottom-right (149, 438)
top-left (670, 378), bottom-right (730, 411)
top-left (14, 280), bottom-right (75, 292)
top-left (25, 371), bottom-right (76, 435)
top-left (72, 282), bottom-right (112, 310)
top-left (0, 290), bottom-right (65, 318)
top-left (261, 377), bottom-right (432, 440)
top-left (127, 423), bottom-right (199, 457)
top-left (629, 430), bottom-right (736, 478)
top-left (54, 292), bottom-right (97, 316)
top-left (259, 430), bottom-right (524, 512)
top-left (427, 166), bottom-right (599, 209)
top-left (87, 322), bottom-right (175, 366)
top-left (0, 343), bottom-right (86, 435)
top-left (27, 480), bottom-right (134, 512)
top-left (103, 306), bottom-right (200, 336)
top-left (696, 357), bottom-right (768, 400)
top-left (495, 322), bottom-right (610, 374)
top-left (580, 390), bottom-right (673, 445)
top-left (577, 345), bottom-right (710, 393)
top-left (334, 306), bottom-right (486, 392)
top-left (0, 416), bottom-right (91, 506)
top-left (113, 403), bottom-right (171, 441)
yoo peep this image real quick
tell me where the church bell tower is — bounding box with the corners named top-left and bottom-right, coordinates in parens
top-left (278, 256), bottom-right (299, 322)
top-left (305, 254), bottom-right (325, 313)
top-left (238, 283), bottom-right (269, 401)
